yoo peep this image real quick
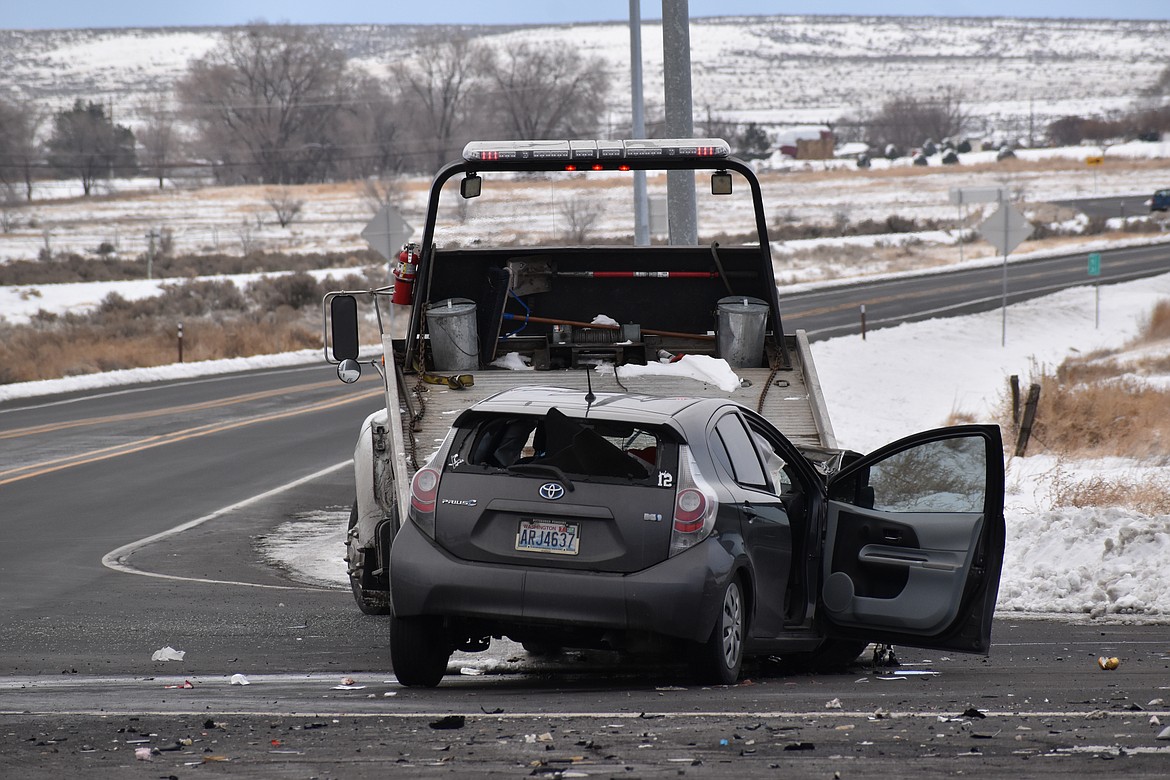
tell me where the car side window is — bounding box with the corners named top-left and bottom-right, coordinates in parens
top-left (834, 435), bottom-right (987, 513)
top-left (712, 413), bottom-right (768, 489)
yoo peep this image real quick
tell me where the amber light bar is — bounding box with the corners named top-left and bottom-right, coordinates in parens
top-left (462, 138), bottom-right (731, 165)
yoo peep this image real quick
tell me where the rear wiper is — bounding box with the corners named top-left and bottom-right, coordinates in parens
top-left (504, 464), bottom-right (575, 491)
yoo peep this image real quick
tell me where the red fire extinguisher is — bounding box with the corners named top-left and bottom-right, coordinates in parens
top-left (392, 243), bottom-right (418, 305)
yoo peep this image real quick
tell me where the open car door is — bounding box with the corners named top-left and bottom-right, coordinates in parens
top-left (820, 425), bottom-right (1005, 653)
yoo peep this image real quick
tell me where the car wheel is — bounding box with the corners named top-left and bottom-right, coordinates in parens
top-left (691, 576), bottom-right (745, 685)
top-left (347, 501), bottom-right (393, 615)
top-left (390, 615), bottom-right (450, 688)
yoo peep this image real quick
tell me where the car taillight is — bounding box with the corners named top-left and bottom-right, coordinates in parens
top-left (411, 468), bottom-right (439, 511)
top-left (669, 446), bottom-right (718, 557)
top-left (408, 429), bottom-right (455, 538)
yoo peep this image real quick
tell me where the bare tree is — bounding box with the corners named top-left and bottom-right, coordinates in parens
top-left (136, 97), bottom-right (180, 188)
top-left (0, 97), bottom-right (43, 202)
top-left (334, 75), bottom-right (404, 180)
top-left (265, 187), bottom-right (305, 228)
top-left (559, 196), bottom-right (605, 243)
top-left (177, 23), bottom-right (355, 184)
top-left (394, 35), bottom-right (487, 172)
top-left (45, 100), bottom-right (137, 195)
top-left (867, 89), bottom-right (968, 150)
top-left (482, 42), bottom-right (608, 140)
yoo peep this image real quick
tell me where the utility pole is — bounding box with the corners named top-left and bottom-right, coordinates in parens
top-left (661, 0), bottom-right (697, 245)
top-left (629, 0), bottom-right (650, 246)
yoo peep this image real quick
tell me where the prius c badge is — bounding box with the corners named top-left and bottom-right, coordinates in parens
top-left (539, 482), bottom-right (565, 500)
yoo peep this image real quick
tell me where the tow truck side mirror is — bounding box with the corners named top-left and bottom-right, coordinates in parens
top-left (330, 294), bottom-right (360, 362)
top-left (337, 358), bottom-right (362, 384)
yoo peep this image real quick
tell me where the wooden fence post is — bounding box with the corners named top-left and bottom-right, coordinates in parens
top-left (1014, 383), bottom-right (1041, 457)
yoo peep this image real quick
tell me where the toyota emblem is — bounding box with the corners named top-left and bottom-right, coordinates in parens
top-left (539, 482), bottom-right (566, 500)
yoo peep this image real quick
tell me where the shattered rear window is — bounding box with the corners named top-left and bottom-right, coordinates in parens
top-left (449, 408), bottom-right (672, 485)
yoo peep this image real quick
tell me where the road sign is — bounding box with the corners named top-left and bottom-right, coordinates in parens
top-left (1088, 252), bottom-right (1101, 276)
top-left (1085, 156), bottom-right (1104, 166)
top-left (979, 204), bottom-right (1032, 255)
top-left (361, 203), bottom-right (413, 262)
top-left (948, 186), bottom-right (1006, 205)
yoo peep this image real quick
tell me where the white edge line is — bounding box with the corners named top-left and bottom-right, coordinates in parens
top-left (2, 709), bottom-right (1169, 720)
top-left (101, 460), bottom-right (353, 591)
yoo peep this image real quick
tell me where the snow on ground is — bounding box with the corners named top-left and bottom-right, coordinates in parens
top-left (6, 267), bottom-right (1169, 624)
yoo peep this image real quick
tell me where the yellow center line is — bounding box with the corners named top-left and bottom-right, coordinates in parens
top-left (0, 379), bottom-right (343, 441)
top-left (0, 388), bottom-right (383, 486)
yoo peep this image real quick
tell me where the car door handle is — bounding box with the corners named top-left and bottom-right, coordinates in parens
top-left (742, 506), bottom-right (759, 522)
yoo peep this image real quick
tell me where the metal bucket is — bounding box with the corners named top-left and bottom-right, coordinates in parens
top-left (427, 298), bottom-right (478, 372)
top-left (716, 296), bottom-right (769, 368)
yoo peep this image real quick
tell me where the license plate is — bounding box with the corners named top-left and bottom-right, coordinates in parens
top-left (515, 520), bottom-right (579, 555)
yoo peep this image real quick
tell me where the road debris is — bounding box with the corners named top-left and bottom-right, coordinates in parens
top-left (151, 646), bottom-right (185, 661)
top-left (825, 698), bottom-right (843, 709)
top-left (429, 715), bottom-right (466, 730)
top-left (1097, 656), bottom-right (1120, 670)
top-left (163, 680), bottom-right (194, 689)
top-left (230, 673), bottom-right (250, 685)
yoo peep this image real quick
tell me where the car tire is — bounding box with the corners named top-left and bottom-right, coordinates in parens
top-left (691, 576), bottom-right (745, 685)
top-left (390, 615), bottom-right (450, 688)
top-left (347, 501), bottom-right (393, 615)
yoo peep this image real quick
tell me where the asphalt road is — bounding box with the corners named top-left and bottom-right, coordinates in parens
top-left (1052, 194), bottom-right (1160, 219)
top-left (3, 247), bottom-right (1170, 776)
top-left (779, 239), bottom-right (1170, 339)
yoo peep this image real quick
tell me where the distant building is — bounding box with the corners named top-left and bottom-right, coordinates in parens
top-left (775, 126), bottom-right (835, 159)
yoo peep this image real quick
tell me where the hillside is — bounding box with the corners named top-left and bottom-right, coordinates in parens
top-left (2, 15), bottom-right (1168, 141)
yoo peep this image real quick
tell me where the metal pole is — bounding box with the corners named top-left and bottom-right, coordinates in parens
top-left (177, 321), bottom-right (184, 363)
top-left (661, 0), bottom-right (697, 245)
top-left (1000, 191), bottom-right (1008, 346)
top-left (860, 304), bottom-right (867, 340)
top-left (630, 0), bottom-right (650, 246)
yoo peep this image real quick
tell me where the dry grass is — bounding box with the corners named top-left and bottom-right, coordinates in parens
top-left (0, 267), bottom-right (382, 384)
top-left (1046, 460), bottom-right (1170, 515)
top-left (1004, 299), bottom-right (1170, 510)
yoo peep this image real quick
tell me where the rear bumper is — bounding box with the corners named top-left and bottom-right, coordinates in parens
top-left (389, 522), bottom-right (734, 644)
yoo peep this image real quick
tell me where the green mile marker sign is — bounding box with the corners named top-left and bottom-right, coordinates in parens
top-left (1088, 252), bottom-right (1101, 277)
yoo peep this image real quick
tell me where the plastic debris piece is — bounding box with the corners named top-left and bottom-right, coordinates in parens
top-left (331, 684), bottom-right (366, 690)
top-left (151, 646), bottom-right (186, 662)
top-left (962, 707), bottom-right (987, 719)
top-left (1157, 726), bottom-right (1170, 741)
top-left (230, 674), bottom-right (250, 686)
top-left (459, 667), bottom-right (485, 676)
top-left (134, 747), bottom-right (153, 761)
top-left (656, 686), bottom-right (687, 692)
top-left (384, 691), bottom-right (398, 697)
top-left (825, 698), bottom-right (843, 709)
top-left (783, 742), bottom-right (815, 751)
top-left (429, 715), bottom-right (466, 730)
top-left (163, 680), bottom-right (194, 689)
top-left (340, 676), bottom-right (357, 685)
top-left (1097, 656), bottom-right (1120, 670)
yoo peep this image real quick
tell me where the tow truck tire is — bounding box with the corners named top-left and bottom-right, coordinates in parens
top-left (347, 501), bottom-right (393, 615)
top-left (390, 615), bottom-right (450, 688)
top-left (690, 576), bottom-right (745, 685)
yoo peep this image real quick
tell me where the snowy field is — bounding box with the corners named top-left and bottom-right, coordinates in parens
top-left (7, 267), bottom-right (1170, 624)
top-left (6, 16), bottom-right (1169, 135)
